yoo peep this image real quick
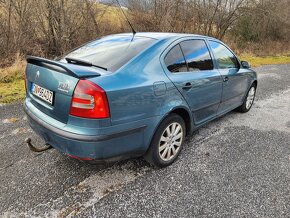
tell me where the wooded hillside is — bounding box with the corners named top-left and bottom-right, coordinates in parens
top-left (1, 0), bottom-right (290, 67)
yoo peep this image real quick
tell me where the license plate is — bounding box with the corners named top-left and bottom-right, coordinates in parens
top-left (32, 83), bottom-right (54, 105)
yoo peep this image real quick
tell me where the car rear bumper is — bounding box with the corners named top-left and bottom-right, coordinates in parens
top-left (24, 101), bottom-right (147, 161)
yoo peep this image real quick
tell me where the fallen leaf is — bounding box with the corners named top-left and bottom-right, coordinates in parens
top-left (3, 117), bottom-right (19, 123)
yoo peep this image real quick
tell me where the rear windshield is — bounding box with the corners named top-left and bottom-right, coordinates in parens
top-left (64, 35), bottom-right (157, 72)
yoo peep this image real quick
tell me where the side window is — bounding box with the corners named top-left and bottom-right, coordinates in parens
top-left (164, 44), bottom-right (187, 73)
top-left (209, 41), bottom-right (239, 69)
top-left (180, 40), bottom-right (214, 71)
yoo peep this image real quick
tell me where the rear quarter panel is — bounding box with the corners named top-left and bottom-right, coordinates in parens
top-left (89, 38), bottom-right (192, 151)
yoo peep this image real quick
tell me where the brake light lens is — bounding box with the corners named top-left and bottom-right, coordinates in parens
top-left (70, 80), bottom-right (110, 119)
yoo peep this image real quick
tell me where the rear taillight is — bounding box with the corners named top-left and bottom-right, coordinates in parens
top-left (70, 80), bottom-right (110, 119)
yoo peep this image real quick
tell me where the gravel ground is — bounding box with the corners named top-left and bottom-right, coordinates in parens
top-left (1, 64), bottom-right (290, 217)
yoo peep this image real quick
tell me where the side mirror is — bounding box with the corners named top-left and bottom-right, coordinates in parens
top-left (241, 61), bottom-right (251, 69)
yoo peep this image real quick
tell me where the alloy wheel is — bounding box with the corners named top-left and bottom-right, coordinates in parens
top-left (246, 87), bottom-right (256, 109)
top-left (158, 122), bottom-right (184, 161)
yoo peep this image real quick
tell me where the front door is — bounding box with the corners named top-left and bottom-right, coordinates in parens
top-left (208, 41), bottom-right (249, 114)
top-left (164, 39), bottom-right (223, 125)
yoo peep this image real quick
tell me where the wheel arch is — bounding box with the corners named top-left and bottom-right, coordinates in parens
top-left (147, 106), bottom-right (193, 153)
top-left (169, 107), bottom-right (193, 137)
top-left (144, 106), bottom-right (193, 158)
top-left (252, 79), bottom-right (258, 87)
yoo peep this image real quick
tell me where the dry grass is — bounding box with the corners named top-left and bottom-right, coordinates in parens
top-left (96, 4), bottom-right (124, 28)
top-left (227, 40), bottom-right (290, 67)
top-left (0, 56), bottom-right (26, 103)
top-left (0, 80), bottom-right (26, 103)
top-left (228, 40), bottom-right (290, 57)
top-left (240, 55), bottom-right (290, 67)
top-left (0, 56), bottom-right (26, 83)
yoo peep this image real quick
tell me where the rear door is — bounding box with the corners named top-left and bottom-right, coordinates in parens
top-left (163, 39), bottom-right (223, 125)
top-left (208, 41), bottom-right (249, 114)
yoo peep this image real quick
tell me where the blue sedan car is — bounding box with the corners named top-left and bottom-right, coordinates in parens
top-left (24, 32), bottom-right (257, 167)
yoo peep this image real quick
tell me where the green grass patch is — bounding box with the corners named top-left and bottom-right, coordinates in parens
top-left (0, 80), bottom-right (25, 103)
top-left (240, 55), bottom-right (290, 67)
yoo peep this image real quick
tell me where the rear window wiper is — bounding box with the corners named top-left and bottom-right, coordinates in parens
top-left (65, 57), bottom-right (108, 71)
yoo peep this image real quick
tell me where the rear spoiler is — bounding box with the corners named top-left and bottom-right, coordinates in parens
top-left (26, 56), bottom-right (101, 78)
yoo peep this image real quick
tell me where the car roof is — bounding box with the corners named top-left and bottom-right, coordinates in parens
top-left (113, 32), bottom-right (217, 41)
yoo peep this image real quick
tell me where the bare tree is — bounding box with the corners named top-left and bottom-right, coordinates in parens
top-left (0, 0), bottom-right (290, 66)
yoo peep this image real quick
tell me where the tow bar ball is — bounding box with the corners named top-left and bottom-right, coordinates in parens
top-left (25, 138), bottom-right (52, 153)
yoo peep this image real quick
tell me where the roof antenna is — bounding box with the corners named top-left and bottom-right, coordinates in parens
top-left (115, 0), bottom-right (136, 41)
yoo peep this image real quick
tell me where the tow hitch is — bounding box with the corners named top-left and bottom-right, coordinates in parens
top-left (25, 138), bottom-right (53, 153)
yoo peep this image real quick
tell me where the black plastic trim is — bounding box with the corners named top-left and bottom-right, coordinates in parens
top-left (27, 56), bottom-right (77, 77)
top-left (26, 56), bottom-right (101, 78)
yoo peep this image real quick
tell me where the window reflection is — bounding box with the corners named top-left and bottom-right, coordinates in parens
top-left (180, 40), bottom-right (213, 71)
top-left (164, 44), bottom-right (188, 73)
top-left (65, 36), bottom-right (157, 72)
top-left (209, 41), bottom-right (239, 69)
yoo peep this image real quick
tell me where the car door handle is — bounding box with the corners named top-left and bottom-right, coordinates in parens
top-left (223, 76), bottom-right (229, 82)
top-left (182, 82), bottom-right (192, 90)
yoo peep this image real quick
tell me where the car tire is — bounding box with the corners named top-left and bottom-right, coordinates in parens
top-left (237, 83), bottom-right (257, 113)
top-left (144, 113), bottom-right (186, 168)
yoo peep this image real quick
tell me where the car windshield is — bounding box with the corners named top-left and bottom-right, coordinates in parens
top-left (63, 35), bottom-right (157, 72)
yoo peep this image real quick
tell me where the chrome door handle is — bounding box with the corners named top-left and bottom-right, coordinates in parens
top-left (223, 76), bottom-right (229, 82)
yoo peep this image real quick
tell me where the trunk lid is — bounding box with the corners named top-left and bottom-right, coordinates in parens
top-left (25, 56), bottom-right (104, 123)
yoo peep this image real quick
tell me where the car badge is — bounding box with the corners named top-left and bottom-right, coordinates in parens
top-left (34, 71), bottom-right (40, 81)
top-left (58, 81), bottom-right (70, 93)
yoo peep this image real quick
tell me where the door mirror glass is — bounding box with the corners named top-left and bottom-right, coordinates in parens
top-left (241, 61), bottom-right (251, 69)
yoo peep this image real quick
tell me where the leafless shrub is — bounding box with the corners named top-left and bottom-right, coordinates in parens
top-left (0, 0), bottom-right (289, 66)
